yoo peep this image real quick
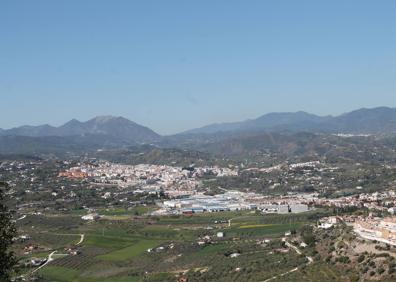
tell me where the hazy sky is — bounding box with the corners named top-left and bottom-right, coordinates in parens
top-left (2, 1), bottom-right (396, 134)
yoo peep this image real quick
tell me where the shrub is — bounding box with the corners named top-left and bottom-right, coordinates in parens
top-left (357, 254), bottom-right (365, 263)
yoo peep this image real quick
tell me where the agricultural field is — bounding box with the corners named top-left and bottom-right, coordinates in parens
top-left (12, 209), bottom-right (336, 281)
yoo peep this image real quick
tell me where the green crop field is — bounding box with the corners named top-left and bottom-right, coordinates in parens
top-left (84, 235), bottom-right (134, 249)
top-left (38, 266), bottom-right (79, 281)
top-left (97, 239), bottom-right (163, 261)
top-left (25, 209), bottom-right (331, 281)
top-left (195, 243), bottom-right (229, 256)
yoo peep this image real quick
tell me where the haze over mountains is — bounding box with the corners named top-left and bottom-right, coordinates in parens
top-left (1, 107), bottom-right (396, 155)
top-left (183, 107), bottom-right (396, 135)
top-left (0, 116), bottom-right (160, 143)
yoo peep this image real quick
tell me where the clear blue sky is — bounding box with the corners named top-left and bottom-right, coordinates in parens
top-left (1, 1), bottom-right (396, 134)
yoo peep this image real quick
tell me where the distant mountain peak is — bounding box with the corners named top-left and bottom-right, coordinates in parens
top-left (91, 115), bottom-right (119, 123)
top-left (0, 116), bottom-right (160, 143)
top-left (63, 118), bottom-right (82, 125)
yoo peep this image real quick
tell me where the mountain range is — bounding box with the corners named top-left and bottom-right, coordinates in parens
top-left (0, 116), bottom-right (160, 143)
top-left (1, 107), bottom-right (396, 155)
top-left (181, 107), bottom-right (396, 135)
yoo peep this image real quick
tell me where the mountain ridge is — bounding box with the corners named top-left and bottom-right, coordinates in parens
top-left (1, 107), bottom-right (396, 156)
top-left (0, 115), bottom-right (160, 143)
top-left (2, 107), bottom-right (396, 141)
top-left (180, 107), bottom-right (396, 135)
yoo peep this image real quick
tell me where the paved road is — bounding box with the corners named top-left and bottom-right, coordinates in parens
top-left (42, 232), bottom-right (85, 245)
top-left (31, 251), bottom-right (57, 274)
top-left (16, 214), bottom-right (26, 221)
top-left (76, 234), bottom-right (85, 245)
top-left (28, 232), bottom-right (85, 277)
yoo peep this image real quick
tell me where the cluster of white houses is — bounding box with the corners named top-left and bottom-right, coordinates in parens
top-left (60, 161), bottom-right (238, 198)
